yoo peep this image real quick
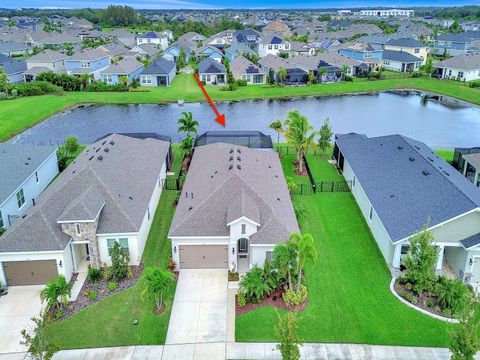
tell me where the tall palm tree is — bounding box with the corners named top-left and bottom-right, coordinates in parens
top-left (273, 241), bottom-right (297, 291)
top-left (269, 119), bottom-right (283, 151)
top-left (283, 110), bottom-right (318, 174)
top-left (177, 111), bottom-right (199, 136)
top-left (288, 232), bottom-right (317, 293)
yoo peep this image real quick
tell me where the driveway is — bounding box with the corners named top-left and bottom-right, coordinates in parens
top-left (166, 269), bottom-right (228, 344)
top-left (0, 285), bottom-right (43, 354)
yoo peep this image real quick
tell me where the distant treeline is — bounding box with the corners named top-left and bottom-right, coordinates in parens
top-left (415, 6), bottom-right (480, 21)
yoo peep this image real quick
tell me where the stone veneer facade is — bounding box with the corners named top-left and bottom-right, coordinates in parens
top-left (61, 221), bottom-right (101, 268)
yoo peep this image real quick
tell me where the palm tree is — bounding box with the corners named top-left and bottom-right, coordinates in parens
top-left (288, 232), bottom-right (317, 293)
top-left (56, 275), bottom-right (71, 309)
top-left (273, 241), bottom-right (297, 291)
top-left (277, 67), bottom-right (287, 84)
top-left (181, 134), bottom-right (194, 158)
top-left (177, 111), bottom-right (199, 136)
top-left (40, 280), bottom-right (58, 310)
top-left (141, 267), bottom-right (174, 312)
top-left (283, 110), bottom-right (318, 174)
top-left (318, 66), bottom-right (328, 83)
top-left (340, 64), bottom-right (349, 80)
top-left (269, 119), bottom-right (283, 151)
top-left (285, 176), bottom-right (297, 194)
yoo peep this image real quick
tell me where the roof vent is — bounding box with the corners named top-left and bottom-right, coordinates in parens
top-left (211, 175), bottom-right (214, 178)
top-left (237, 164), bottom-right (241, 170)
top-left (188, 206), bottom-right (193, 211)
top-left (27, 157), bottom-right (31, 160)
top-left (422, 170), bottom-right (430, 176)
top-left (229, 156), bottom-right (233, 161)
top-left (96, 148), bottom-right (101, 153)
top-left (409, 157), bottom-right (415, 162)
top-left (427, 157), bottom-right (433, 162)
top-left (230, 148), bottom-right (234, 153)
top-left (443, 170), bottom-right (450, 176)
top-left (89, 156), bottom-right (94, 161)
top-left (229, 164), bottom-right (233, 170)
top-left (129, 196), bottom-right (133, 200)
top-left (102, 141), bottom-right (107, 145)
top-left (390, 194), bottom-right (395, 198)
top-left (104, 148), bottom-right (109, 153)
top-left (98, 156), bottom-right (103, 161)
top-left (109, 140), bottom-right (115, 145)
top-left (25, 162), bottom-right (29, 165)
top-left (277, 197), bottom-right (280, 201)
top-left (72, 170), bottom-right (76, 174)
top-left (237, 156), bottom-right (241, 161)
top-left (214, 171), bottom-right (218, 174)
top-left (397, 146), bottom-right (403, 150)
top-left (415, 145), bottom-right (420, 150)
top-left (268, 165), bottom-right (272, 168)
top-left (237, 149), bottom-right (241, 154)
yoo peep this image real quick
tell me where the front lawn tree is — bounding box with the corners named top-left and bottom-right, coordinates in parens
top-left (177, 46), bottom-right (187, 70)
top-left (269, 119), bottom-right (283, 150)
top-left (276, 311), bottom-right (303, 360)
top-left (21, 312), bottom-right (57, 360)
top-left (65, 135), bottom-right (79, 156)
top-left (448, 294), bottom-right (480, 360)
top-left (283, 109), bottom-right (318, 174)
top-left (318, 118), bottom-right (333, 158)
top-left (0, 68), bottom-right (9, 98)
top-left (403, 224), bottom-right (439, 294)
top-left (141, 267), bottom-right (174, 313)
top-left (267, 68), bottom-right (275, 85)
top-left (111, 241), bottom-right (129, 281)
top-left (277, 67), bottom-right (287, 84)
top-left (289, 232), bottom-right (317, 293)
top-left (177, 111), bottom-right (199, 136)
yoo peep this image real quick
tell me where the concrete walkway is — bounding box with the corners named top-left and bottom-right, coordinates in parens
top-left (3, 343), bottom-right (479, 360)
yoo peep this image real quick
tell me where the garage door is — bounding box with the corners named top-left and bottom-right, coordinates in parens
top-left (3, 260), bottom-right (58, 286)
top-left (179, 245), bottom-right (228, 269)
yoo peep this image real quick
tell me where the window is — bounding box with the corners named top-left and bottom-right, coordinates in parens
top-left (107, 238), bottom-right (129, 256)
top-left (35, 171), bottom-right (39, 183)
top-left (201, 74), bottom-right (206, 81)
top-left (141, 75), bottom-right (151, 84)
top-left (207, 74), bottom-right (211, 81)
top-left (268, 45), bottom-right (272, 50)
top-left (414, 48), bottom-right (420, 54)
top-left (241, 224), bottom-right (246, 234)
top-left (284, 44), bottom-right (289, 50)
top-left (353, 176), bottom-right (356, 187)
top-left (75, 223), bottom-right (81, 235)
top-left (274, 45), bottom-right (279, 50)
top-left (458, 71), bottom-right (464, 79)
top-left (16, 188), bottom-right (25, 208)
top-left (369, 206), bottom-right (373, 221)
top-left (81, 61), bottom-right (90, 68)
top-left (0, 210), bottom-right (3, 228)
top-left (104, 74), bottom-right (112, 83)
top-left (238, 238), bottom-right (248, 253)
top-left (266, 251), bottom-right (273, 262)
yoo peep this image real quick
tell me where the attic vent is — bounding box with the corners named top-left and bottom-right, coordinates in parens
top-left (25, 162), bottom-right (29, 165)
top-left (409, 157), bottom-right (415, 162)
top-left (109, 140), bottom-right (115, 145)
top-left (72, 170), bottom-right (76, 174)
top-left (237, 156), bottom-right (241, 161)
top-left (230, 148), bottom-right (234, 153)
top-left (275, 175), bottom-right (278, 178)
top-left (237, 149), bottom-right (241, 154)
top-left (397, 146), bottom-right (403, 150)
top-left (390, 194), bottom-right (395, 198)
top-left (422, 170), bottom-right (430, 176)
top-left (129, 196), bottom-right (133, 200)
top-left (214, 171), bottom-right (218, 174)
top-left (237, 164), bottom-right (241, 170)
top-left (277, 197), bottom-right (280, 201)
top-left (104, 148), bottom-right (109, 153)
top-left (427, 157), bottom-right (433, 162)
top-left (27, 157), bottom-right (31, 160)
top-left (89, 156), bottom-right (94, 161)
top-left (268, 165), bottom-right (272, 168)
top-left (188, 206), bottom-right (193, 211)
top-left (211, 175), bottom-right (214, 178)
top-left (96, 148), bottom-right (101, 153)
top-left (102, 141), bottom-right (107, 145)
top-left (229, 165), bottom-right (233, 170)
top-left (229, 156), bottom-right (233, 161)
top-left (443, 170), bottom-right (450, 176)
top-left (98, 156), bottom-right (103, 161)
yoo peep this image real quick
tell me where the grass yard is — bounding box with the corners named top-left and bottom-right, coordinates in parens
top-left (435, 149), bottom-right (455, 164)
top-left (0, 74), bottom-right (479, 142)
top-left (235, 155), bottom-right (451, 346)
top-left (45, 190), bottom-right (178, 349)
top-left (166, 144), bottom-right (184, 179)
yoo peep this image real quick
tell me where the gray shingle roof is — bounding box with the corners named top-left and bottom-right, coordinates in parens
top-left (435, 52), bottom-right (480, 70)
top-left (335, 134), bottom-right (480, 243)
top-left (100, 57), bottom-right (143, 75)
top-left (0, 134), bottom-right (170, 253)
top-left (68, 48), bottom-right (109, 61)
top-left (142, 58), bottom-right (175, 75)
top-left (0, 53), bottom-right (26, 74)
top-left (26, 49), bottom-right (65, 63)
top-left (460, 232), bottom-right (480, 250)
top-left (198, 58), bottom-right (226, 74)
top-left (382, 50), bottom-right (422, 63)
top-left (169, 143), bottom-right (299, 244)
top-left (386, 37), bottom-right (425, 48)
top-left (0, 144), bottom-right (57, 206)
top-left (230, 55), bottom-right (265, 77)
top-left (0, 41), bottom-right (31, 52)
top-left (57, 185), bottom-right (105, 222)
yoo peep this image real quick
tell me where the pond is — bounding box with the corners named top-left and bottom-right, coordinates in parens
top-left (9, 91), bottom-right (480, 148)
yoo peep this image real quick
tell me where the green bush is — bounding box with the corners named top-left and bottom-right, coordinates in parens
top-left (102, 266), bottom-right (112, 281)
top-left (239, 265), bottom-right (273, 303)
top-left (236, 79), bottom-right (248, 86)
top-left (344, 75), bottom-right (353, 82)
top-left (56, 151), bottom-right (68, 172)
top-left (219, 83), bottom-right (237, 91)
top-left (110, 242), bottom-right (129, 281)
top-left (36, 71), bottom-right (82, 91)
top-left (435, 277), bottom-right (469, 316)
top-left (237, 291), bottom-right (246, 308)
top-left (469, 81), bottom-right (480, 88)
top-left (399, 290), bottom-right (415, 304)
top-left (411, 71), bottom-right (422, 78)
top-left (367, 71), bottom-right (381, 80)
top-left (282, 285), bottom-right (308, 307)
top-left (65, 135), bottom-right (79, 155)
top-left (87, 267), bottom-right (102, 284)
top-left (87, 290), bottom-right (97, 301)
top-left (85, 82), bottom-right (128, 92)
top-left (13, 81), bottom-right (63, 96)
top-left (107, 282), bottom-right (118, 292)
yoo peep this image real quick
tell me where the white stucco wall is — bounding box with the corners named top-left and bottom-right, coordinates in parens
top-left (444, 246), bottom-right (469, 279)
top-left (431, 211), bottom-right (480, 243)
top-left (0, 150), bottom-right (58, 229)
top-left (437, 66), bottom-right (480, 81)
top-left (250, 244), bottom-right (275, 267)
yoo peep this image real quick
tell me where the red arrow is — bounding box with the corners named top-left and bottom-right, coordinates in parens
top-left (193, 73), bottom-right (226, 127)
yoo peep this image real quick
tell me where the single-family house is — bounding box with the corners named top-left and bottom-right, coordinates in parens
top-left (162, 39), bottom-right (194, 63)
top-left (230, 55), bottom-right (266, 84)
top-left (310, 39), bottom-right (342, 53)
top-left (334, 133), bottom-right (480, 286)
top-left (290, 54), bottom-right (341, 82)
top-left (259, 54), bottom-right (307, 84)
top-left (339, 42), bottom-right (383, 61)
top-left (0, 134), bottom-right (171, 287)
top-left (434, 52), bottom-right (480, 82)
top-left (24, 49), bottom-right (66, 82)
top-left (312, 52), bottom-right (368, 77)
top-left (0, 54), bottom-right (26, 83)
top-left (433, 31), bottom-right (480, 57)
top-left (262, 20), bottom-right (293, 38)
top-left (225, 42), bottom-right (257, 62)
top-left (454, 148), bottom-right (480, 187)
top-left (100, 57), bottom-right (143, 85)
top-left (258, 36), bottom-right (291, 57)
top-left (384, 38), bottom-right (428, 65)
top-left (136, 31), bottom-right (169, 50)
top-left (204, 29), bottom-right (235, 48)
top-left (0, 144), bottom-right (58, 231)
top-left (198, 58), bottom-right (227, 85)
top-left (0, 41), bottom-right (32, 57)
top-left (289, 42), bottom-right (316, 56)
top-left (195, 45), bottom-right (224, 63)
top-left (168, 143), bottom-right (299, 272)
top-left (65, 48), bottom-right (110, 80)
top-left (234, 29), bottom-right (262, 51)
top-left (381, 50), bottom-right (422, 72)
top-left (97, 43), bottom-right (130, 62)
top-left (140, 58), bottom-right (176, 86)
top-left (126, 44), bottom-right (162, 60)
top-left (108, 29), bottom-right (136, 48)
top-left (38, 33), bottom-right (82, 48)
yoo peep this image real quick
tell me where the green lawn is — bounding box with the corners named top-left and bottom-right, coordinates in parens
top-left (167, 145), bottom-right (184, 179)
top-left (1, 75), bottom-right (479, 142)
top-left (435, 149), bottom-right (454, 164)
top-left (235, 156), bottom-right (451, 346)
top-left (46, 190), bottom-right (178, 349)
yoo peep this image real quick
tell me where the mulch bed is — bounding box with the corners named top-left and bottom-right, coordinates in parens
top-left (235, 288), bottom-right (307, 316)
top-left (393, 280), bottom-right (451, 318)
top-left (294, 160), bottom-right (308, 177)
top-left (55, 264), bottom-right (143, 320)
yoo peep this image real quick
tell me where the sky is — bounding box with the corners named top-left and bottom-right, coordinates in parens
top-left (2, 0), bottom-right (478, 9)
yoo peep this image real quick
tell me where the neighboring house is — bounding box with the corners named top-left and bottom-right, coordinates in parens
top-left (262, 20), bottom-right (293, 38)
top-left (357, 34), bottom-right (393, 50)
top-left (162, 40), bottom-right (193, 63)
top-left (0, 54), bottom-right (26, 83)
top-left (381, 50), bottom-right (422, 72)
top-left (65, 48), bottom-right (110, 80)
top-left (100, 57), bottom-right (143, 85)
top-left (0, 134), bottom-right (171, 287)
top-left (356, 9), bottom-right (414, 17)
top-left (310, 39), bottom-right (343, 53)
top-left (225, 42), bottom-right (257, 62)
top-left (136, 31), bottom-right (168, 50)
top-left (97, 43), bottom-right (130, 62)
top-left (333, 133), bottom-right (480, 286)
top-left (126, 44), bottom-right (162, 59)
top-left (289, 42), bottom-right (315, 56)
top-left (434, 52), bottom-right (480, 81)
top-left (108, 28), bottom-right (136, 48)
top-left (234, 29), bottom-right (262, 51)
top-left (454, 148), bottom-right (480, 187)
top-left (290, 54), bottom-right (341, 82)
top-left (204, 29), bottom-right (235, 48)
top-left (168, 143), bottom-right (299, 272)
top-left (140, 58), bottom-right (176, 86)
top-left (259, 54), bottom-right (307, 84)
top-left (397, 23), bottom-right (433, 41)
top-left (24, 49), bottom-right (66, 82)
top-left (0, 41), bottom-right (32, 57)
top-left (433, 31), bottom-right (480, 57)
top-left (230, 55), bottom-right (266, 84)
top-left (198, 58), bottom-right (227, 85)
top-left (0, 144), bottom-right (58, 230)
top-left (339, 42), bottom-right (383, 61)
top-left (384, 38), bottom-right (428, 65)
top-left (313, 52), bottom-right (368, 77)
top-left (258, 36), bottom-right (291, 57)
top-left (195, 45), bottom-right (224, 63)
top-left (37, 33), bottom-right (81, 48)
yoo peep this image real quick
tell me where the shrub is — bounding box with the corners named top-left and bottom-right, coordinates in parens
top-left (411, 71), bottom-right (422, 78)
top-left (168, 258), bottom-right (176, 272)
top-left (54, 309), bottom-right (64, 321)
top-left (399, 290), bottom-right (415, 304)
top-left (237, 291), bottom-right (246, 308)
top-left (239, 265), bottom-right (273, 303)
top-left (102, 266), bottom-right (112, 281)
top-left (111, 242), bottom-right (129, 281)
top-left (435, 277), bottom-right (469, 316)
top-left (276, 311), bottom-right (302, 360)
top-left (367, 71), bottom-right (381, 80)
top-left (344, 75), bottom-right (353, 82)
top-left (236, 79), bottom-right (247, 87)
top-left (0, 92), bottom-right (6, 100)
top-left (36, 71), bottom-right (82, 91)
top-left (282, 285), bottom-right (308, 307)
top-left (87, 290), bottom-right (97, 301)
top-left (56, 151), bottom-right (68, 171)
top-left (14, 81), bottom-right (63, 96)
top-left (107, 282), bottom-right (118, 292)
top-left (469, 81), bottom-right (480, 88)
top-left (85, 82), bottom-right (128, 92)
top-left (65, 135), bottom-right (79, 155)
top-left (405, 282), bottom-right (413, 291)
top-left (219, 83), bottom-right (237, 91)
top-left (87, 267), bottom-right (102, 283)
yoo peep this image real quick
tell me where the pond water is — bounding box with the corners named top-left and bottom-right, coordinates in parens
top-left (9, 91), bottom-right (480, 148)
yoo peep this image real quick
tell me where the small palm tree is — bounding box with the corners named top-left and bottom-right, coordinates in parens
top-left (340, 64), bottom-right (349, 80)
top-left (318, 66), bottom-right (328, 83)
top-left (285, 176), bottom-right (297, 194)
top-left (40, 280), bottom-right (58, 310)
top-left (181, 134), bottom-right (194, 158)
top-left (273, 241), bottom-right (297, 291)
top-left (141, 267), bottom-right (174, 312)
top-left (177, 111), bottom-right (199, 136)
top-left (239, 265), bottom-right (272, 303)
top-left (288, 232), bottom-right (317, 293)
top-left (269, 119), bottom-right (283, 151)
top-left (56, 275), bottom-right (71, 309)
top-left (277, 67), bottom-right (287, 84)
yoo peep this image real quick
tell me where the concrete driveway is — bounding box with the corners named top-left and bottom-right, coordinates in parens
top-left (0, 286), bottom-right (43, 354)
top-left (166, 269), bottom-right (228, 345)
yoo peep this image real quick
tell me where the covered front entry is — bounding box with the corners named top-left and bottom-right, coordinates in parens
top-left (157, 75), bottom-right (168, 86)
top-left (2, 260), bottom-right (58, 286)
top-left (179, 245), bottom-right (228, 269)
top-left (471, 257), bottom-right (480, 286)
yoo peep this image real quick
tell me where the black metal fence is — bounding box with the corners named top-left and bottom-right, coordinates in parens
top-left (290, 183), bottom-right (315, 195)
top-left (315, 180), bottom-right (352, 192)
top-left (163, 178), bottom-right (181, 191)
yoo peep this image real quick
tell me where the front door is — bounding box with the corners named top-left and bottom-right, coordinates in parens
top-left (157, 76), bottom-right (167, 86)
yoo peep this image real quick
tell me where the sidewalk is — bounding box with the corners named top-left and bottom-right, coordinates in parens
top-left (3, 343), bottom-right (478, 360)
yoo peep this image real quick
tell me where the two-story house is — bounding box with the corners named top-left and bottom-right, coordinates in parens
top-left (258, 36), bottom-right (291, 58)
top-left (24, 49), bottom-right (66, 81)
top-left (433, 31), bottom-right (480, 57)
top-left (136, 31), bottom-right (169, 50)
top-left (384, 38), bottom-right (428, 65)
top-left (65, 48), bottom-right (110, 80)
